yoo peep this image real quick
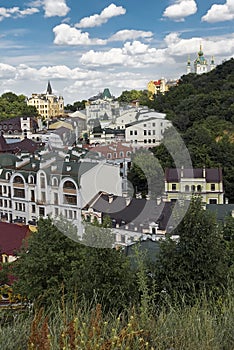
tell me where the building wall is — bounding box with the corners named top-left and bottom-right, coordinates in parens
top-left (125, 118), bottom-right (171, 146)
top-left (165, 178), bottom-right (224, 204)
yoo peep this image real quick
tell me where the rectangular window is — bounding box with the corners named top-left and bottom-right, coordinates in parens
top-left (54, 193), bottom-right (58, 205)
top-left (209, 199), bottom-right (217, 204)
top-left (13, 189), bottom-right (25, 198)
top-left (144, 130), bottom-right (147, 135)
top-left (39, 207), bottom-right (45, 216)
top-left (172, 184), bottom-right (177, 190)
top-left (134, 130), bottom-right (137, 135)
top-left (211, 184), bottom-right (216, 191)
top-left (130, 130), bottom-right (133, 135)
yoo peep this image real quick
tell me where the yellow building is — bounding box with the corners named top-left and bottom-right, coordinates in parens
top-left (165, 167), bottom-right (224, 204)
top-left (27, 81), bottom-right (64, 120)
top-left (147, 78), bottom-right (178, 100)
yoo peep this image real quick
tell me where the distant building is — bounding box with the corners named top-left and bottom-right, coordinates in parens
top-left (147, 78), bottom-right (178, 99)
top-left (187, 45), bottom-right (216, 74)
top-left (165, 167), bottom-right (224, 204)
top-left (0, 116), bottom-right (38, 137)
top-left (27, 81), bottom-right (64, 120)
top-left (125, 113), bottom-right (171, 147)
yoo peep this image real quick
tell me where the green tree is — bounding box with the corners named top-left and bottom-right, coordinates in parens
top-left (156, 196), bottom-right (229, 302)
top-left (13, 218), bottom-right (136, 310)
top-left (0, 92), bottom-right (38, 120)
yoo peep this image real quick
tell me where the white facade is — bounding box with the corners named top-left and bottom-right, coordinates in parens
top-left (125, 116), bottom-right (171, 147)
top-left (0, 152), bottom-right (122, 229)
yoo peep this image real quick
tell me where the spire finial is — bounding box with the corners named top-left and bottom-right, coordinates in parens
top-left (47, 81), bottom-right (52, 95)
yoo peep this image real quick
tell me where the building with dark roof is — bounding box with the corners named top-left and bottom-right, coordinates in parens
top-left (165, 167), bottom-right (224, 204)
top-left (0, 116), bottom-right (38, 137)
top-left (83, 191), bottom-right (174, 245)
top-left (0, 147), bottom-right (122, 227)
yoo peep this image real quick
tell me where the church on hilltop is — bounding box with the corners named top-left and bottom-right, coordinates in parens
top-left (187, 45), bottom-right (216, 75)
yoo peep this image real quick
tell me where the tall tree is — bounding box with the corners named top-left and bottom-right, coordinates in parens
top-left (155, 196), bottom-right (229, 302)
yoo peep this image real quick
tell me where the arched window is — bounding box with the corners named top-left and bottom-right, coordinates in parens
top-left (63, 180), bottom-right (76, 190)
top-left (28, 175), bottom-right (34, 184)
top-left (185, 185), bottom-right (189, 192)
top-left (13, 175), bottom-right (24, 184)
top-left (191, 185), bottom-right (196, 192)
top-left (197, 185), bottom-right (202, 192)
top-left (52, 177), bottom-right (58, 187)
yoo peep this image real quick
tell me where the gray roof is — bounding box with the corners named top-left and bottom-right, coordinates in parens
top-left (86, 193), bottom-right (173, 231)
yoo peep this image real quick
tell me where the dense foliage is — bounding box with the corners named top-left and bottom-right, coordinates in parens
top-left (13, 218), bottom-right (136, 310)
top-left (151, 59), bottom-right (234, 202)
top-left (0, 92), bottom-right (38, 121)
top-left (65, 100), bottom-right (87, 111)
top-left (155, 197), bottom-right (229, 302)
top-left (126, 58), bottom-right (234, 202)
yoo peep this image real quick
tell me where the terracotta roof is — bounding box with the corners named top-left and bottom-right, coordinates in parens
top-left (0, 222), bottom-right (30, 256)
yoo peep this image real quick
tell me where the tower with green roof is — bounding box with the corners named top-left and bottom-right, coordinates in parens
top-left (194, 44), bottom-right (208, 74)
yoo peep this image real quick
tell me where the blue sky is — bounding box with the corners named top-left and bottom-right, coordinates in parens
top-left (0, 0), bottom-right (233, 103)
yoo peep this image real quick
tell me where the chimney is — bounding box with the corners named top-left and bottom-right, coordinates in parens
top-left (181, 166), bottom-right (184, 178)
top-left (108, 193), bottom-right (114, 203)
top-left (203, 166), bottom-right (206, 178)
top-left (125, 196), bottom-right (131, 206)
top-left (156, 196), bottom-right (161, 205)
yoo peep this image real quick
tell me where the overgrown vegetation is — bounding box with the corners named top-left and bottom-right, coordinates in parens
top-left (0, 197), bottom-right (232, 348)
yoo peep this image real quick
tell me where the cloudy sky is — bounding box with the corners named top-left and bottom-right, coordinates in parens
top-left (0, 0), bottom-right (233, 104)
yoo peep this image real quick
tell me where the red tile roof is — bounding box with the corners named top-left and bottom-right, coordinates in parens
top-left (0, 222), bottom-right (30, 256)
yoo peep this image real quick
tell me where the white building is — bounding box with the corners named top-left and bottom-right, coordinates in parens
top-left (0, 149), bottom-right (122, 232)
top-left (125, 113), bottom-right (171, 147)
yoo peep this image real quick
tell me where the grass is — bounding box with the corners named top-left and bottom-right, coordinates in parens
top-left (0, 288), bottom-right (234, 350)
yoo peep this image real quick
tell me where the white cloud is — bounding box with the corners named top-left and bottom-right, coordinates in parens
top-left (109, 29), bottom-right (153, 42)
top-left (0, 6), bottom-right (39, 21)
top-left (0, 63), bottom-right (16, 78)
top-left (80, 40), bottom-right (172, 68)
top-left (43, 0), bottom-right (70, 17)
top-left (164, 32), bottom-right (234, 57)
top-left (53, 24), bottom-right (106, 45)
top-left (163, 0), bottom-right (197, 22)
top-left (202, 0), bottom-right (234, 23)
top-left (75, 3), bottom-right (126, 28)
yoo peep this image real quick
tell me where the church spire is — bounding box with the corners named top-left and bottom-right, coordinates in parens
top-left (47, 81), bottom-right (52, 95)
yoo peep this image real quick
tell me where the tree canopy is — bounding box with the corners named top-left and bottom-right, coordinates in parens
top-left (0, 92), bottom-right (38, 120)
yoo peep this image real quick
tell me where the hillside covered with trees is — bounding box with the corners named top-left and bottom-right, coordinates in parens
top-left (124, 58), bottom-right (234, 202)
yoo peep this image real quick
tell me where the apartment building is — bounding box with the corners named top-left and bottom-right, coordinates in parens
top-left (0, 148), bottom-right (122, 230)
